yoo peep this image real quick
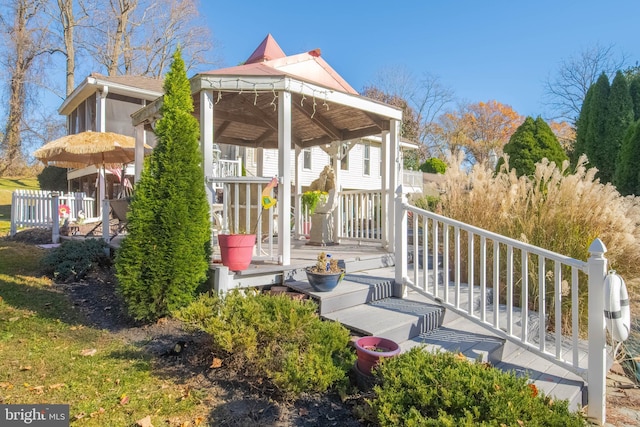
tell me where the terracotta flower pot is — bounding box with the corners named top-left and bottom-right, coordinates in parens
top-left (218, 234), bottom-right (256, 271)
top-left (355, 336), bottom-right (400, 376)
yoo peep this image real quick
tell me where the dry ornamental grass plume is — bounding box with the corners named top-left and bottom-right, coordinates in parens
top-left (439, 153), bottom-right (640, 333)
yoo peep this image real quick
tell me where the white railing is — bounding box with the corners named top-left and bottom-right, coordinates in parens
top-left (338, 189), bottom-right (384, 243)
top-left (10, 190), bottom-right (96, 236)
top-left (207, 176), bottom-right (277, 263)
top-left (211, 158), bottom-right (242, 190)
top-left (293, 194), bottom-right (311, 239)
top-left (403, 170), bottom-right (423, 193)
top-left (394, 189), bottom-right (609, 423)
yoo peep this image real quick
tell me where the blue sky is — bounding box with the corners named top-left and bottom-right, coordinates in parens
top-left (199, 1), bottom-right (640, 119)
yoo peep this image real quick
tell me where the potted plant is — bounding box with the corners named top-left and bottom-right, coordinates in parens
top-left (218, 177), bottom-right (278, 272)
top-left (218, 233), bottom-right (256, 271)
top-left (301, 190), bottom-right (328, 215)
top-left (354, 336), bottom-right (400, 376)
top-left (305, 251), bottom-right (345, 292)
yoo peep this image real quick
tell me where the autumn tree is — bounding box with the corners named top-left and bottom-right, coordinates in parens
top-left (115, 49), bottom-right (211, 321)
top-left (499, 116), bottom-right (568, 177)
top-left (365, 66), bottom-right (455, 159)
top-left (0, 0), bottom-right (56, 175)
top-left (548, 120), bottom-right (576, 154)
top-left (82, 0), bottom-right (214, 77)
top-left (544, 43), bottom-right (626, 122)
top-left (434, 101), bottom-right (523, 166)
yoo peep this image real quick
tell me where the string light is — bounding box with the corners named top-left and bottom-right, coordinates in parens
top-left (216, 90), bottom-right (222, 104)
top-left (253, 84), bottom-right (258, 105)
top-left (311, 98), bottom-right (317, 119)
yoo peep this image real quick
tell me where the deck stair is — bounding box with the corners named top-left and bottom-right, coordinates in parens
top-left (282, 259), bottom-right (586, 410)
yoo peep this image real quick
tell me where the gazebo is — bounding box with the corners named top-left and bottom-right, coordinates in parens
top-left (131, 34), bottom-right (403, 266)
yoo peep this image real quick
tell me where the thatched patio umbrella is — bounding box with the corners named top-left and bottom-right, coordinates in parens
top-left (34, 131), bottom-right (151, 214)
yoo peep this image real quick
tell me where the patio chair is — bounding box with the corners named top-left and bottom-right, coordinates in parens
top-left (108, 199), bottom-right (130, 239)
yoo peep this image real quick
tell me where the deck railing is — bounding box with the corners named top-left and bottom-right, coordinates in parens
top-left (10, 190), bottom-right (96, 236)
top-left (337, 189), bottom-right (384, 243)
top-left (207, 176), bottom-right (278, 263)
top-left (394, 188), bottom-right (609, 423)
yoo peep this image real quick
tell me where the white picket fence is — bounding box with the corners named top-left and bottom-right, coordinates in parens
top-left (10, 190), bottom-right (96, 236)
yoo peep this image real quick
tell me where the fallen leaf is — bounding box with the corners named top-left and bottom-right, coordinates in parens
top-left (19, 366), bottom-right (32, 371)
top-left (80, 348), bottom-right (97, 357)
top-left (120, 394), bottom-right (129, 405)
top-left (49, 383), bottom-right (65, 390)
top-left (194, 416), bottom-right (204, 425)
top-left (74, 412), bottom-right (86, 420)
top-left (299, 408), bottom-right (309, 417)
top-left (210, 358), bottom-right (222, 369)
top-left (8, 317), bottom-right (19, 322)
top-left (90, 408), bottom-right (105, 418)
top-left (136, 415), bottom-right (154, 427)
top-left (0, 382), bottom-right (14, 389)
top-left (29, 385), bottom-right (44, 394)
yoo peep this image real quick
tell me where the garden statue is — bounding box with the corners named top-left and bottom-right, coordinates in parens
top-left (307, 166), bottom-right (339, 246)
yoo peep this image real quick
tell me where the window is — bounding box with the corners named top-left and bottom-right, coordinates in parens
top-left (340, 143), bottom-right (349, 171)
top-left (303, 148), bottom-right (312, 170)
top-left (363, 143), bottom-right (371, 176)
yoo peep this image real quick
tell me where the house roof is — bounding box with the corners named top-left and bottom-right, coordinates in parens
top-left (59, 73), bottom-right (164, 115)
top-left (245, 33), bottom-right (286, 64)
top-left (133, 34), bottom-right (402, 150)
top-left (201, 35), bottom-right (357, 95)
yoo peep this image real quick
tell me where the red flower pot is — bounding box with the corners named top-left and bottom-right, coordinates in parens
top-left (355, 336), bottom-right (400, 376)
top-left (218, 234), bottom-right (256, 271)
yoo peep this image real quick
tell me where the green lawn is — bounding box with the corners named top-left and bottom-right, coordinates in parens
top-left (0, 241), bottom-right (210, 426)
top-left (0, 177), bottom-right (40, 235)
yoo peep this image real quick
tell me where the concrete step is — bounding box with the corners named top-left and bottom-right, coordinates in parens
top-left (401, 326), bottom-right (505, 365)
top-left (284, 271), bottom-right (395, 316)
top-left (324, 297), bottom-right (445, 343)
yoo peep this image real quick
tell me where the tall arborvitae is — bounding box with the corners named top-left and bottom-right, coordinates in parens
top-left (584, 73), bottom-right (610, 177)
top-left (629, 75), bottom-right (640, 121)
top-left (573, 86), bottom-right (594, 166)
top-left (614, 121), bottom-right (640, 195)
top-left (601, 71), bottom-right (633, 183)
top-left (115, 49), bottom-right (211, 322)
top-left (501, 116), bottom-right (568, 177)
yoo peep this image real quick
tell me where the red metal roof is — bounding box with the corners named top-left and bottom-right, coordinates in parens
top-left (202, 35), bottom-right (358, 95)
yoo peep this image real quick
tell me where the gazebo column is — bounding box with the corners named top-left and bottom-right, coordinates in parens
top-left (387, 119), bottom-right (401, 253)
top-left (333, 146), bottom-right (342, 243)
top-left (277, 91), bottom-right (292, 265)
top-left (381, 130), bottom-right (390, 249)
top-left (200, 90), bottom-right (216, 252)
top-left (294, 145), bottom-right (303, 240)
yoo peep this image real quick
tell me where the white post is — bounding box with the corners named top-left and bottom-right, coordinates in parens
top-left (101, 199), bottom-right (110, 243)
top-left (214, 266), bottom-right (230, 294)
top-left (200, 89), bottom-right (216, 257)
top-left (587, 238), bottom-right (608, 425)
top-left (388, 120), bottom-right (401, 253)
top-left (394, 185), bottom-right (407, 297)
top-left (277, 91), bottom-right (292, 265)
top-left (381, 130), bottom-right (390, 247)
top-left (10, 191), bottom-right (17, 236)
top-left (134, 123), bottom-right (146, 184)
top-left (294, 145), bottom-right (303, 240)
top-left (51, 192), bottom-right (60, 244)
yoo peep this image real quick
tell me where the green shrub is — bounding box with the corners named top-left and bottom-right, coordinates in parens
top-left (419, 157), bottom-right (447, 174)
top-left (369, 347), bottom-right (585, 426)
top-left (40, 239), bottom-right (111, 281)
top-left (115, 49), bottom-right (211, 322)
top-left (411, 194), bottom-right (440, 212)
top-left (176, 291), bottom-right (355, 396)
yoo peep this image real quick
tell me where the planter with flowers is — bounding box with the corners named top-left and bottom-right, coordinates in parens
top-left (305, 251), bottom-right (345, 292)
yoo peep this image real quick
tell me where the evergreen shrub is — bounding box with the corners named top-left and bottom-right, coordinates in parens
top-left (369, 347), bottom-right (585, 426)
top-left (41, 239), bottom-right (110, 281)
top-left (419, 157), bottom-right (447, 174)
top-left (176, 291), bottom-right (355, 396)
